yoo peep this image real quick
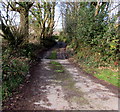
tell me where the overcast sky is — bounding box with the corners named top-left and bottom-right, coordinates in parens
top-left (0, 1), bottom-right (119, 30)
top-left (54, 3), bottom-right (62, 30)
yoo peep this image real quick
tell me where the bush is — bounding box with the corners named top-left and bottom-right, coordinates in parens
top-left (2, 54), bottom-right (29, 99)
top-left (2, 41), bottom-right (41, 99)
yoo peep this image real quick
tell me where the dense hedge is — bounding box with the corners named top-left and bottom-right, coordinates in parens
top-left (61, 2), bottom-right (119, 68)
top-left (59, 2), bottom-right (119, 86)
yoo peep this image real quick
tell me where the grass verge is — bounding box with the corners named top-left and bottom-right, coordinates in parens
top-left (94, 69), bottom-right (119, 87)
top-left (70, 57), bottom-right (119, 87)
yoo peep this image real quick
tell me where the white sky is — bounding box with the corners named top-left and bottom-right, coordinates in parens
top-left (54, 3), bottom-right (62, 30)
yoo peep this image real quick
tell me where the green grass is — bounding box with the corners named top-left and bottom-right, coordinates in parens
top-left (54, 69), bottom-right (64, 73)
top-left (94, 69), bottom-right (119, 87)
top-left (79, 61), bottom-right (119, 87)
top-left (49, 61), bottom-right (64, 73)
top-left (50, 61), bottom-right (61, 65)
top-left (48, 51), bottom-right (57, 59)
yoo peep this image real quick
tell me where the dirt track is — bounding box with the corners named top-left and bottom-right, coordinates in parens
top-left (3, 42), bottom-right (119, 110)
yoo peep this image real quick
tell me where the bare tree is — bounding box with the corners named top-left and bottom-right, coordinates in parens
top-left (30, 1), bottom-right (56, 42)
top-left (0, 1), bottom-right (33, 47)
top-left (9, 2), bottom-right (33, 38)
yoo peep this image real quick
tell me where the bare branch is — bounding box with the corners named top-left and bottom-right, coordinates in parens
top-left (8, 2), bottom-right (20, 12)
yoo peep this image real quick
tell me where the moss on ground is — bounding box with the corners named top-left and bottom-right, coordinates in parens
top-left (48, 51), bottom-right (57, 59)
top-left (49, 61), bottom-right (64, 73)
top-left (49, 60), bottom-right (88, 105)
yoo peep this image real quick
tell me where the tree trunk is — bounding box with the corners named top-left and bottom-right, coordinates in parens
top-left (47, 2), bottom-right (55, 37)
top-left (19, 8), bottom-right (29, 39)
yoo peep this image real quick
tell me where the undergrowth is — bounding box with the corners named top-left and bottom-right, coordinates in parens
top-left (2, 41), bottom-right (42, 100)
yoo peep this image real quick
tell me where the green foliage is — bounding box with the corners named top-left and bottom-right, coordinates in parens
top-left (19, 43), bottom-right (42, 59)
top-left (1, 1), bottom-right (56, 101)
top-left (60, 2), bottom-right (119, 86)
top-left (2, 41), bottom-right (42, 100)
top-left (48, 51), bottom-right (57, 59)
top-left (2, 53), bottom-right (29, 99)
top-left (58, 32), bottom-right (69, 43)
top-left (62, 2), bottom-right (118, 67)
